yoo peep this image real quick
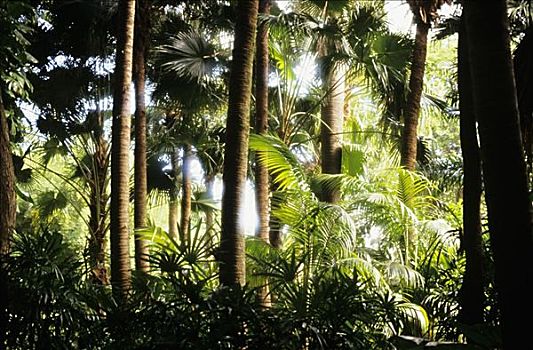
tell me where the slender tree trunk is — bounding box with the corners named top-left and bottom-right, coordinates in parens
top-left (457, 18), bottom-right (484, 326)
top-left (254, 0), bottom-right (271, 243)
top-left (110, 0), bottom-right (135, 300)
top-left (320, 64), bottom-right (345, 203)
top-left (465, 2), bottom-right (533, 347)
top-left (0, 90), bottom-right (15, 256)
top-left (168, 150), bottom-right (179, 240)
top-left (88, 109), bottom-right (110, 284)
top-left (180, 144), bottom-right (192, 243)
top-left (269, 185), bottom-right (282, 248)
top-left (219, 0), bottom-right (259, 286)
top-left (205, 173), bottom-right (215, 240)
top-left (254, 0), bottom-right (271, 307)
top-left (400, 22), bottom-right (430, 171)
top-left (133, 0), bottom-right (150, 272)
top-left (0, 90), bottom-right (14, 342)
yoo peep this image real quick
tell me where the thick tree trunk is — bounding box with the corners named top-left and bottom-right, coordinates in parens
top-left (400, 22), bottom-right (429, 171)
top-left (0, 90), bottom-right (15, 256)
top-left (168, 150), bottom-right (179, 240)
top-left (133, 0), bottom-right (150, 272)
top-left (110, 0), bottom-right (135, 300)
top-left (254, 0), bottom-right (271, 243)
top-left (465, 2), bottom-right (533, 347)
top-left (88, 110), bottom-right (110, 284)
top-left (219, 0), bottom-right (258, 286)
top-left (180, 144), bottom-right (192, 243)
top-left (320, 64), bottom-right (345, 203)
top-left (457, 18), bottom-right (484, 327)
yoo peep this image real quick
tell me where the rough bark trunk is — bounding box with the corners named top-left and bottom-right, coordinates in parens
top-left (219, 0), bottom-right (259, 286)
top-left (110, 0), bottom-right (135, 301)
top-left (457, 17), bottom-right (485, 327)
top-left (88, 110), bottom-right (110, 284)
top-left (465, 2), bottom-right (533, 347)
top-left (320, 64), bottom-right (345, 203)
top-left (180, 144), bottom-right (192, 244)
top-left (254, 0), bottom-right (271, 243)
top-left (133, 0), bottom-right (150, 272)
top-left (0, 90), bottom-right (16, 256)
top-left (400, 22), bottom-right (429, 171)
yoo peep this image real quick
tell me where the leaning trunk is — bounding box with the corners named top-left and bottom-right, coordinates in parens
top-left (110, 0), bottom-right (135, 300)
top-left (133, 0), bottom-right (150, 272)
top-left (465, 2), bottom-right (533, 347)
top-left (400, 21), bottom-right (430, 171)
top-left (219, 0), bottom-right (259, 286)
top-left (457, 17), bottom-right (484, 326)
top-left (0, 90), bottom-right (15, 256)
top-left (180, 144), bottom-right (192, 243)
top-left (320, 64), bottom-right (345, 203)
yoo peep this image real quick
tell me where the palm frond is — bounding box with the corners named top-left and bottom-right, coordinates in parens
top-left (249, 133), bottom-right (310, 192)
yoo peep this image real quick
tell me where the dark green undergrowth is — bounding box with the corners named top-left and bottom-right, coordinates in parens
top-left (0, 230), bottom-right (500, 350)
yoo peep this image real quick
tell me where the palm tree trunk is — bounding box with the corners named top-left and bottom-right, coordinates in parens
top-left (320, 64), bottom-right (345, 203)
top-left (133, 0), bottom-right (150, 272)
top-left (180, 144), bottom-right (192, 243)
top-left (465, 2), bottom-right (533, 347)
top-left (457, 17), bottom-right (484, 326)
top-left (110, 0), bottom-right (135, 300)
top-left (254, 0), bottom-right (271, 307)
top-left (254, 0), bottom-right (271, 243)
top-left (0, 89), bottom-right (15, 256)
top-left (219, 0), bottom-right (259, 286)
top-left (88, 109), bottom-right (110, 284)
top-left (400, 21), bottom-right (430, 171)
top-left (168, 150), bottom-right (179, 240)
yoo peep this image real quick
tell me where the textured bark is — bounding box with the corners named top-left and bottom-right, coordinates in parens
top-left (168, 150), bottom-right (179, 240)
top-left (110, 0), bottom-right (135, 300)
top-left (457, 18), bottom-right (484, 326)
top-left (0, 90), bottom-right (15, 256)
top-left (465, 2), bottom-right (533, 347)
top-left (88, 110), bottom-right (110, 284)
top-left (133, 0), bottom-right (150, 272)
top-left (219, 0), bottom-right (259, 286)
top-left (254, 0), bottom-right (271, 307)
top-left (320, 64), bottom-right (345, 203)
top-left (254, 0), bottom-right (271, 243)
top-left (400, 21), bottom-right (429, 171)
top-left (180, 144), bottom-right (192, 243)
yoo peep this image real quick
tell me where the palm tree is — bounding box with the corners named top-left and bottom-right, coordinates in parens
top-left (110, 0), bottom-right (135, 300)
top-left (219, 0), bottom-right (259, 286)
top-left (457, 16), bottom-right (484, 327)
top-left (464, 1), bottom-right (533, 347)
top-left (0, 91), bottom-right (15, 255)
top-left (255, 0), bottom-right (272, 244)
top-left (401, 0), bottom-right (449, 170)
top-left (133, 0), bottom-right (150, 272)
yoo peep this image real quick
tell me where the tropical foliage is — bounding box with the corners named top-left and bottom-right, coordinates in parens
top-left (1, 0), bottom-right (531, 349)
